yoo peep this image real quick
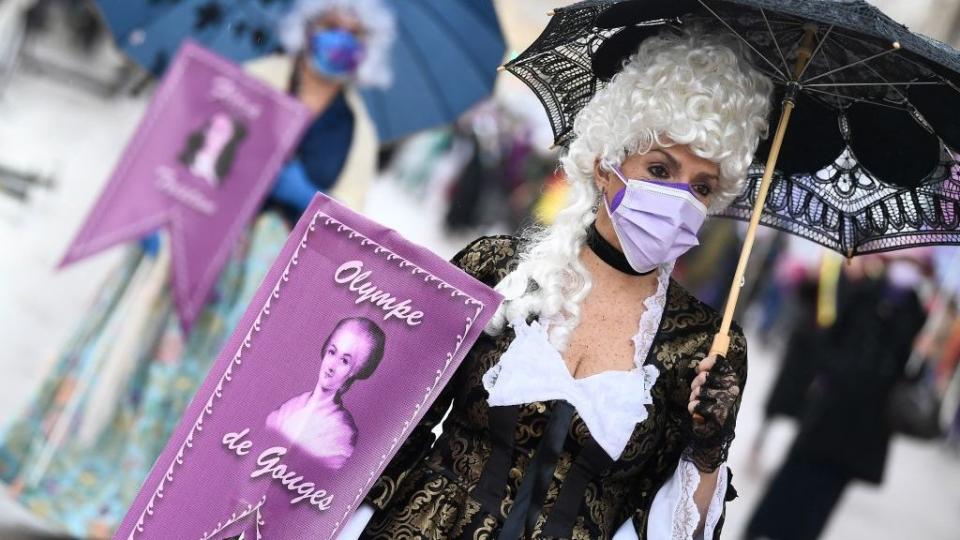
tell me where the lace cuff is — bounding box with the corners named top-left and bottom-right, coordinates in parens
top-left (646, 460), bottom-right (729, 540)
top-left (685, 353), bottom-right (741, 473)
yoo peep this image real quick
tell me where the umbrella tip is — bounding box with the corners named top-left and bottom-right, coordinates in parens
top-left (893, 41), bottom-right (901, 49)
top-left (547, 9), bottom-right (555, 16)
top-left (497, 65), bottom-right (506, 72)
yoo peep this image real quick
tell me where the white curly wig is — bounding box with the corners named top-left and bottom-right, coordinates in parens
top-left (487, 26), bottom-right (773, 348)
top-left (279, 0), bottom-right (396, 88)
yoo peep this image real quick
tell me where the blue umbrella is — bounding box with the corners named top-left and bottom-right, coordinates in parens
top-left (94, 0), bottom-right (505, 142)
top-left (360, 0), bottom-right (505, 142)
top-left (95, 0), bottom-right (289, 74)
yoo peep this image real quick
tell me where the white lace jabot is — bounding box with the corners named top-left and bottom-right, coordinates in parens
top-left (482, 264), bottom-right (672, 461)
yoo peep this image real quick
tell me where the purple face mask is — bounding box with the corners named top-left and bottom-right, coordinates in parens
top-left (603, 163), bottom-right (708, 273)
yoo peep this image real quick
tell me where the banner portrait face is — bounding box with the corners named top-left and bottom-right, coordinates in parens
top-left (117, 194), bottom-right (502, 540)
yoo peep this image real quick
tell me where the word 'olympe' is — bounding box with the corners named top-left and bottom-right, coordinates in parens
top-left (334, 260), bottom-right (425, 326)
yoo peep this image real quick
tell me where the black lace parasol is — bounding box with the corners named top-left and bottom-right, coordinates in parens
top-left (503, 0), bottom-right (960, 257)
top-left (503, 0), bottom-right (960, 354)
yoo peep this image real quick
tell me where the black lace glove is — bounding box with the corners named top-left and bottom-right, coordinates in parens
top-left (685, 354), bottom-right (741, 473)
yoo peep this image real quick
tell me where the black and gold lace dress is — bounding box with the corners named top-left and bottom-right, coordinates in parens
top-left (361, 236), bottom-right (747, 540)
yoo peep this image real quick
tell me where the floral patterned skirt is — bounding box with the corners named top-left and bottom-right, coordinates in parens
top-left (0, 212), bottom-right (289, 539)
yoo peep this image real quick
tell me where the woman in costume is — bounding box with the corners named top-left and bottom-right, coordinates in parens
top-left (336, 26), bottom-right (773, 540)
top-left (0, 1), bottom-right (392, 537)
top-left (266, 317), bottom-right (386, 469)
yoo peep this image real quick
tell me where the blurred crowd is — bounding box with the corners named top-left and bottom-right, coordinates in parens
top-left (681, 229), bottom-right (960, 538)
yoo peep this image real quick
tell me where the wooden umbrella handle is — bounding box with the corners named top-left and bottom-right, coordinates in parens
top-left (712, 101), bottom-right (796, 357)
top-left (693, 25), bottom-right (818, 425)
top-left (693, 97), bottom-right (798, 425)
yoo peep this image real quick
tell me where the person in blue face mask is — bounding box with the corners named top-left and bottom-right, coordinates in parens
top-left (308, 23), bottom-right (366, 81)
top-left (266, 0), bottom-right (396, 219)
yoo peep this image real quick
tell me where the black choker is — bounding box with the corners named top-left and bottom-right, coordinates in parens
top-left (585, 222), bottom-right (653, 276)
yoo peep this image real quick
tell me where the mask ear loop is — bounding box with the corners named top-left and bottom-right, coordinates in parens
top-left (600, 160), bottom-right (631, 214)
top-left (602, 160), bottom-right (629, 184)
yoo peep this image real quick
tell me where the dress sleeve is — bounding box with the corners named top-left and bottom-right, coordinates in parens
top-left (626, 321), bottom-right (747, 538)
top-left (644, 460), bottom-right (730, 540)
top-left (659, 325), bottom-right (747, 539)
top-left (363, 236), bottom-right (516, 510)
top-left (449, 235), bottom-right (520, 288)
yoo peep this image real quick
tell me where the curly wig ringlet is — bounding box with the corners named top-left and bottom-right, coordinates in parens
top-left (487, 26), bottom-right (773, 348)
top-left (279, 0), bottom-right (396, 89)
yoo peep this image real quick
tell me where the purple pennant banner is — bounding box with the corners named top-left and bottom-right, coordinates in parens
top-left (115, 193), bottom-right (503, 540)
top-left (60, 41), bottom-right (311, 330)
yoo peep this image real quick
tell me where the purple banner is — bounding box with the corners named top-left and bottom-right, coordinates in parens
top-left (60, 41), bottom-right (311, 330)
top-left (115, 193), bottom-right (503, 540)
